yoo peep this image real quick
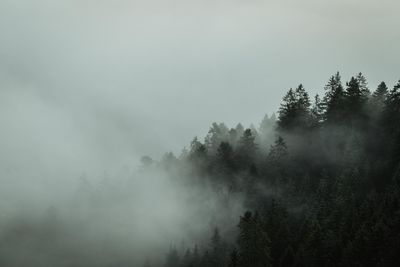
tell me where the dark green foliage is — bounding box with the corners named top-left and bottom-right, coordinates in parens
top-left (278, 84), bottom-right (311, 131)
top-left (216, 142), bottom-right (236, 174)
top-left (205, 123), bottom-right (230, 156)
top-left (344, 74), bottom-right (370, 129)
top-left (323, 72), bottom-right (345, 124)
top-left (371, 81), bottom-right (388, 112)
top-left (237, 211), bottom-right (271, 267)
top-left (235, 129), bottom-right (258, 170)
top-left (310, 94), bottom-right (324, 127)
top-left (268, 136), bottom-right (288, 164)
top-left (158, 73), bottom-right (400, 267)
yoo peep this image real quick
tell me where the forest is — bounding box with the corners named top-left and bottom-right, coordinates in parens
top-left (141, 72), bottom-right (400, 267)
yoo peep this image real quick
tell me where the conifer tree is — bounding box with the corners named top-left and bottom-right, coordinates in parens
top-left (236, 129), bottom-right (258, 169)
top-left (278, 84), bottom-right (311, 131)
top-left (237, 211), bottom-right (272, 267)
top-left (323, 72), bottom-right (345, 124)
top-left (311, 94), bottom-right (324, 127)
top-left (371, 81), bottom-right (388, 111)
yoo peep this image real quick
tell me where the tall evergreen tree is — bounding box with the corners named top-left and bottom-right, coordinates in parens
top-left (295, 84), bottom-right (311, 118)
top-left (159, 73), bottom-right (400, 267)
top-left (268, 136), bottom-right (288, 164)
top-left (259, 113), bottom-right (278, 151)
top-left (278, 88), bottom-right (298, 130)
top-left (310, 94), bottom-right (324, 127)
top-left (278, 84), bottom-right (311, 131)
top-left (383, 81), bottom-right (400, 168)
top-left (323, 72), bottom-right (345, 124)
top-left (236, 129), bottom-right (258, 170)
top-left (344, 75), bottom-right (370, 127)
top-left (216, 142), bottom-right (236, 174)
top-left (371, 81), bottom-right (388, 111)
top-left (356, 72), bottom-right (370, 97)
top-left (237, 211), bottom-right (272, 267)
top-left (205, 122), bottom-right (230, 156)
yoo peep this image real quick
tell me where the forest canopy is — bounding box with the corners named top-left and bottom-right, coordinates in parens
top-left (142, 72), bottom-right (400, 267)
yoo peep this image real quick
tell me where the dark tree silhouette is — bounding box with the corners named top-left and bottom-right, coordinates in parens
top-left (157, 72), bottom-right (400, 267)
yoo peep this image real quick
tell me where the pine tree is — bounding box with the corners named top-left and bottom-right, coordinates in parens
top-left (263, 199), bottom-right (292, 266)
top-left (323, 72), bottom-right (345, 124)
top-left (237, 211), bottom-right (272, 267)
top-left (205, 122), bottom-right (230, 156)
top-left (383, 81), bottom-right (400, 169)
top-left (266, 136), bottom-right (289, 184)
top-left (268, 136), bottom-right (288, 164)
top-left (236, 129), bottom-right (258, 169)
top-left (188, 137), bottom-right (208, 174)
top-left (371, 81), bottom-right (388, 111)
top-left (278, 88), bottom-right (298, 130)
top-left (356, 72), bottom-right (370, 97)
top-left (216, 142), bottom-right (236, 173)
top-left (295, 84), bottom-right (311, 118)
top-left (259, 114), bottom-right (277, 151)
top-left (344, 75), bottom-right (370, 128)
top-left (311, 94), bottom-right (324, 127)
top-left (278, 84), bottom-right (311, 131)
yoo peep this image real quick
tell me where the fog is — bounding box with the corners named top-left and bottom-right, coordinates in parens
top-left (0, 0), bottom-right (399, 266)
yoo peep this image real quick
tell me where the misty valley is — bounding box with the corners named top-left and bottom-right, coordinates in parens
top-left (2, 72), bottom-right (400, 267)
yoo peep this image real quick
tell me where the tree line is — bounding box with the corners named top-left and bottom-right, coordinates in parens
top-left (142, 72), bottom-right (400, 267)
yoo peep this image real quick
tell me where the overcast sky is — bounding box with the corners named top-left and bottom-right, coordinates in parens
top-left (0, 0), bottom-right (399, 175)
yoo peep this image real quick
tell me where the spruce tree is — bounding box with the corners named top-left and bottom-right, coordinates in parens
top-left (323, 72), bottom-right (345, 124)
top-left (237, 211), bottom-right (272, 267)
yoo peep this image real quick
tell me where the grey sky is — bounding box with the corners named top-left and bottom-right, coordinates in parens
top-left (0, 0), bottom-right (399, 174)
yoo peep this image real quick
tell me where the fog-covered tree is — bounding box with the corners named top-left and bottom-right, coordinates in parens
top-left (205, 122), bottom-right (230, 156)
top-left (278, 84), bottom-right (311, 131)
top-left (165, 247), bottom-right (180, 267)
top-left (143, 259), bottom-right (151, 267)
top-left (237, 211), bottom-right (271, 267)
top-left (371, 81), bottom-right (388, 112)
top-left (259, 113), bottom-right (276, 151)
top-left (235, 129), bottom-right (258, 170)
top-left (323, 72), bottom-right (345, 124)
top-left (344, 75), bottom-right (370, 128)
top-left (159, 73), bottom-right (400, 267)
top-left (310, 94), bottom-right (324, 127)
top-left (216, 141), bottom-right (236, 174)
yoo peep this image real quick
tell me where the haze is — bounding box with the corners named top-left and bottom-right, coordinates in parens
top-left (0, 0), bottom-right (399, 266)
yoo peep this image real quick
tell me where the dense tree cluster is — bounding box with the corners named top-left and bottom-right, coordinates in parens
top-left (143, 73), bottom-right (400, 267)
